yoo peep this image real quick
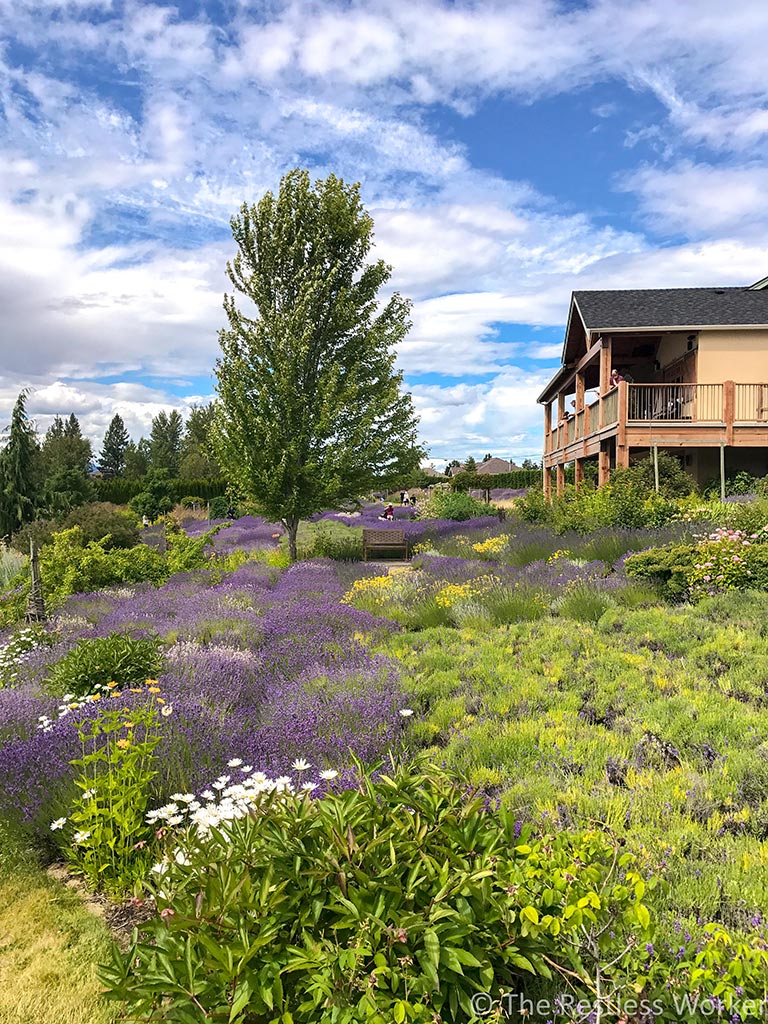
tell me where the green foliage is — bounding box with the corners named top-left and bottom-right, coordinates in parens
top-left (179, 495), bottom-right (205, 509)
top-left (556, 583), bottom-right (613, 623)
top-left (419, 489), bottom-right (496, 521)
top-left (208, 495), bottom-right (235, 519)
top-left (728, 497), bottom-right (768, 536)
top-left (0, 544), bottom-right (26, 590)
top-left (98, 414), bottom-right (130, 478)
top-left (123, 439), bottom-right (151, 480)
top-left (619, 451), bottom-right (696, 499)
top-left (180, 404), bottom-right (220, 479)
top-left (11, 502), bottom-right (140, 553)
top-left (624, 543), bottom-right (698, 598)
top-left (213, 169), bottom-right (422, 559)
top-left (149, 410), bottom-right (184, 477)
top-left (299, 521), bottom-right (364, 561)
top-left (450, 468), bottom-right (541, 492)
top-left (129, 469), bottom-right (175, 522)
top-left (0, 390), bottom-right (41, 538)
top-left (58, 704), bottom-right (162, 895)
top-left (101, 761), bottom-right (654, 1022)
top-left (94, 475), bottom-right (227, 506)
top-left (46, 634), bottom-right (162, 699)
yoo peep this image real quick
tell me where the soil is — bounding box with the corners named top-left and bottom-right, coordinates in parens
top-left (45, 863), bottom-right (155, 949)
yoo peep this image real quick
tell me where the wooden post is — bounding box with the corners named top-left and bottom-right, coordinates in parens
top-left (25, 540), bottom-right (46, 624)
top-left (598, 444), bottom-right (610, 487)
top-left (599, 337), bottom-right (612, 428)
top-left (720, 443), bottom-right (726, 502)
top-left (653, 444), bottom-right (659, 493)
top-left (543, 466), bottom-right (552, 500)
top-left (616, 380), bottom-right (629, 468)
top-left (544, 402), bottom-right (552, 456)
top-left (574, 458), bottom-right (584, 491)
top-left (556, 393), bottom-right (565, 450)
top-left (724, 380), bottom-right (735, 445)
top-left (556, 464), bottom-right (565, 497)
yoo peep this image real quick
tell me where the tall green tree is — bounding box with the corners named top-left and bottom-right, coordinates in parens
top-left (214, 169), bottom-right (421, 560)
top-left (0, 391), bottom-right (41, 537)
top-left (39, 413), bottom-right (93, 516)
top-left (465, 456), bottom-right (477, 474)
top-left (149, 410), bottom-right (184, 476)
top-left (99, 414), bottom-right (130, 478)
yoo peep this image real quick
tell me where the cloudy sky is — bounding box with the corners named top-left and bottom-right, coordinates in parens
top-left (1, 0), bottom-right (767, 466)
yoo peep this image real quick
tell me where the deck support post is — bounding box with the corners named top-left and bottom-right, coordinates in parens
top-left (543, 466), bottom-right (552, 500)
top-left (599, 337), bottom-right (612, 428)
top-left (653, 444), bottom-right (659, 493)
top-left (720, 444), bottom-right (726, 503)
top-left (574, 458), bottom-right (584, 491)
top-left (598, 443), bottom-right (610, 487)
top-left (556, 464), bottom-right (565, 497)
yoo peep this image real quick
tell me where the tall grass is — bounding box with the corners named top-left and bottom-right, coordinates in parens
top-left (0, 545), bottom-right (27, 590)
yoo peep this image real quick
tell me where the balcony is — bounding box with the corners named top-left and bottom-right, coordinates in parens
top-left (544, 381), bottom-right (768, 465)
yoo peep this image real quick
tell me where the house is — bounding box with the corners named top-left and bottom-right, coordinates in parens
top-left (538, 280), bottom-right (768, 496)
top-left (477, 457), bottom-right (520, 475)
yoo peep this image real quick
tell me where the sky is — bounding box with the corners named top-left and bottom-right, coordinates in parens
top-left (1, 0), bottom-right (767, 468)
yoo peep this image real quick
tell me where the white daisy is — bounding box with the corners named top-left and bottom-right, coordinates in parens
top-left (50, 817), bottom-right (67, 831)
top-left (291, 758), bottom-right (312, 772)
top-left (319, 769), bottom-right (339, 781)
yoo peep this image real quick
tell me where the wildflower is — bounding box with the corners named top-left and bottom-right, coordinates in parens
top-left (240, 765), bottom-right (253, 773)
top-left (399, 708), bottom-right (414, 717)
top-left (320, 769), bottom-right (339, 780)
top-left (160, 704), bottom-right (173, 717)
top-left (106, 681), bottom-right (119, 688)
top-left (116, 738), bottom-right (130, 749)
top-left (50, 817), bottom-right (67, 831)
top-left (227, 758), bottom-right (243, 767)
top-left (291, 758), bottom-right (312, 772)
top-left (82, 788), bottom-right (96, 800)
top-left (301, 781), bottom-right (318, 792)
top-left (160, 907), bottom-right (175, 919)
top-left (147, 685), bottom-right (161, 694)
top-left (73, 830), bottom-right (91, 843)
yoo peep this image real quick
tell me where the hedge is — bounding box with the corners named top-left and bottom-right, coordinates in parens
top-left (449, 469), bottom-right (542, 492)
top-left (94, 477), bottom-right (229, 505)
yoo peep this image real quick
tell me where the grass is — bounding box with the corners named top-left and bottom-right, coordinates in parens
top-left (0, 825), bottom-right (118, 1024)
top-left (0, 547), bottom-right (26, 590)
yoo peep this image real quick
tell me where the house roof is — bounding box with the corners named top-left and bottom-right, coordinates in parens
top-left (573, 287), bottom-right (768, 331)
top-left (477, 457), bottom-right (518, 474)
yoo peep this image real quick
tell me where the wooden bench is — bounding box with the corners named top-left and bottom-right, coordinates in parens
top-left (363, 528), bottom-right (409, 562)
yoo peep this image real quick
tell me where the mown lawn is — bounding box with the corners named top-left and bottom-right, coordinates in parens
top-left (0, 825), bottom-right (117, 1024)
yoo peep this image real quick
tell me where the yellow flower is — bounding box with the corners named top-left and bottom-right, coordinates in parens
top-left (116, 739), bottom-right (130, 749)
top-left (106, 681), bottom-right (119, 688)
top-left (472, 535), bottom-right (508, 555)
top-left (147, 686), bottom-right (161, 694)
top-left (156, 697), bottom-right (165, 704)
top-left (145, 679), bottom-right (159, 685)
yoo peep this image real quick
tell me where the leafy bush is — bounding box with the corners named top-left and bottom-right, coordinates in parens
top-left (40, 527), bottom-right (168, 602)
top-left (46, 634), bottom-right (162, 698)
top-left (53, 703), bottom-right (162, 895)
top-left (11, 502), bottom-right (140, 553)
top-left (0, 544), bottom-right (26, 589)
top-left (129, 470), bottom-right (175, 522)
top-left (179, 495), bottom-right (206, 509)
top-left (557, 583), bottom-right (613, 622)
top-left (304, 523), bottom-right (364, 561)
top-left (419, 490), bottom-right (496, 521)
top-left (209, 495), bottom-right (237, 519)
top-left (102, 761), bottom-right (655, 1022)
top-left (624, 543), bottom-right (699, 598)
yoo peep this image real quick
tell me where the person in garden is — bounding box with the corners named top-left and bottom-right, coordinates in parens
top-left (610, 369), bottom-right (624, 386)
top-left (402, 490), bottom-right (410, 505)
top-left (380, 504), bottom-right (394, 520)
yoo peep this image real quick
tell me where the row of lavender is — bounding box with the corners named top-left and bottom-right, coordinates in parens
top-left (0, 559), bottom-right (407, 835)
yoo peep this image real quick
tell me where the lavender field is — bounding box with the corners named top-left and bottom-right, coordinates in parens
top-left (5, 504), bottom-right (768, 1020)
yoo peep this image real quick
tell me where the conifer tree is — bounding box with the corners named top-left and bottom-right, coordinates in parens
top-left (99, 414), bottom-right (130, 478)
top-left (0, 391), bottom-right (41, 537)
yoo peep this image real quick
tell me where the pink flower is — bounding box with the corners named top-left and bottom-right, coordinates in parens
top-left (160, 908), bottom-right (175, 919)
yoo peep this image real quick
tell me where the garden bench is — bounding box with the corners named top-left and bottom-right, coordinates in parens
top-left (362, 528), bottom-right (409, 562)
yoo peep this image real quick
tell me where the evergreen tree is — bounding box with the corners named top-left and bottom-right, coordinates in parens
top-left (214, 169), bottom-right (421, 560)
top-left (149, 410), bottom-right (184, 476)
top-left (465, 456), bottom-right (477, 473)
top-left (99, 414), bottom-right (130, 477)
top-left (41, 413), bottom-right (92, 477)
top-left (124, 439), bottom-right (151, 480)
top-left (0, 391), bottom-right (41, 537)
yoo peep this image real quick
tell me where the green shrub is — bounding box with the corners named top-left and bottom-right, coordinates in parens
top-left (557, 583), bottom-right (613, 622)
top-left (179, 495), bottom-right (206, 510)
top-left (305, 523), bottom-right (364, 561)
top-left (728, 498), bottom-right (768, 537)
top-left (46, 634), bottom-right (162, 698)
top-left (101, 761), bottom-right (655, 1022)
top-left (515, 486), bottom-right (551, 524)
top-left (420, 490), bottom-right (496, 521)
top-left (129, 470), bottom-right (175, 522)
top-left (209, 495), bottom-right (236, 518)
top-left (624, 543), bottom-right (698, 598)
top-left (0, 545), bottom-right (26, 590)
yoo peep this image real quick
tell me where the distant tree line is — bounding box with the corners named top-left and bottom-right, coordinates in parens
top-left (0, 392), bottom-right (223, 538)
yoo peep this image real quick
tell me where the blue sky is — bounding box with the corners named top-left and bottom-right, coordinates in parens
top-left (1, 0), bottom-right (767, 466)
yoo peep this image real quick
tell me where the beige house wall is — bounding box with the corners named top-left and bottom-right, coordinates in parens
top-left (697, 330), bottom-right (768, 384)
top-left (657, 332), bottom-right (693, 370)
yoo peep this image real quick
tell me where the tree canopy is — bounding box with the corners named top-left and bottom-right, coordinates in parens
top-left (99, 414), bottom-right (130, 478)
top-left (213, 169), bottom-right (422, 558)
top-left (0, 391), bottom-right (41, 538)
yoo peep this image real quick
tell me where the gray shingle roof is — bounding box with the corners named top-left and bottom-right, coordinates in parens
top-left (573, 287), bottom-right (768, 330)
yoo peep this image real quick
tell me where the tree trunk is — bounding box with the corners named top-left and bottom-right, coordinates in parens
top-left (285, 517), bottom-right (299, 562)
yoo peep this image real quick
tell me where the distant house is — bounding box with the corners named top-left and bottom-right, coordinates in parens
top-left (539, 280), bottom-right (768, 495)
top-left (477, 457), bottom-right (519, 475)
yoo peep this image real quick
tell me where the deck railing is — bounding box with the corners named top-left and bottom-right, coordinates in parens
top-left (602, 388), bottom-right (618, 425)
top-left (734, 383), bottom-right (768, 422)
top-left (627, 383), bottom-right (723, 421)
